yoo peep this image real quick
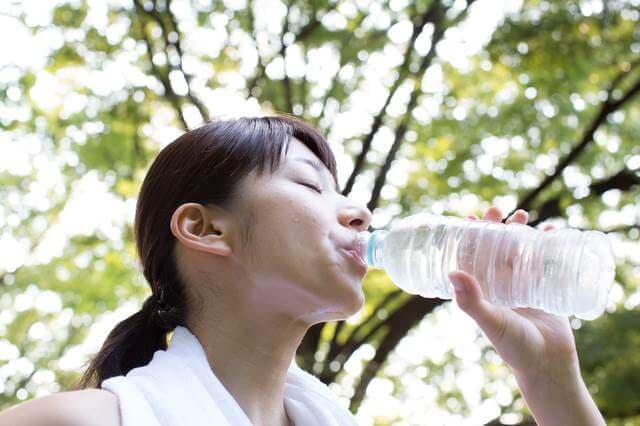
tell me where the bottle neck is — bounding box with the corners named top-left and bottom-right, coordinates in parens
top-left (366, 230), bottom-right (387, 268)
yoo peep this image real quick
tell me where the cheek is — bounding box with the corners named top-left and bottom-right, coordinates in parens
top-left (271, 193), bottom-right (327, 239)
top-left (250, 189), bottom-right (336, 270)
top-left (290, 213), bottom-right (331, 261)
top-left (284, 215), bottom-right (336, 273)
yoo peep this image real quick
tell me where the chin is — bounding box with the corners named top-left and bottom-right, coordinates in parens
top-left (313, 294), bottom-right (364, 323)
top-left (337, 287), bottom-right (366, 319)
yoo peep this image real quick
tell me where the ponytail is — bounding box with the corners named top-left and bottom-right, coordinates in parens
top-left (74, 267), bottom-right (186, 389)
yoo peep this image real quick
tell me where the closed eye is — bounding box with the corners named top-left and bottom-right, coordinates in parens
top-left (298, 182), bottom-right (322, 194)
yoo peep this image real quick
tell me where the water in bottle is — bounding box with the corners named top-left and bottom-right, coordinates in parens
top-left (356, 212), bottom-right (615, 320)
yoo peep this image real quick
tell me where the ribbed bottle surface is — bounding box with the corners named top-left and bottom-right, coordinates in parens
top-left (360, 212), bottom-right (615, 320)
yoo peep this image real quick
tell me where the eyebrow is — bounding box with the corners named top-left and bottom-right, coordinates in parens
top-left (291, 157), bottom-right (340, 192)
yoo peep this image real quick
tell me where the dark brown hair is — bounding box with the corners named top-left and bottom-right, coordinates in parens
top-left (75, 114), bottom-right (338, 389)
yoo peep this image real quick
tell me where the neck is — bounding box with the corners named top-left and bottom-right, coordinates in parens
top-left (188, 304), bottom-right (308, 426)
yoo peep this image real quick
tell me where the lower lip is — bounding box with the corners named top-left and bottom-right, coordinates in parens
top-left (342, 249), bottom-right (368, 275)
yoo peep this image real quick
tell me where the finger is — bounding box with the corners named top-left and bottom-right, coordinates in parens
top-left (449, 270), bottom-right (507, 342)
top-left (505, 209), bottom-right (529, 225)
top-left (468, 214), bottom-right (479, 220)
top-left (543, 224), bottom-right (554, 231)
top-left (483, 206), bottom-right (503, 222)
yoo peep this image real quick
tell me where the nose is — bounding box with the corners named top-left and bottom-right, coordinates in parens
top-left (339, 202), bottom-right (373, 232)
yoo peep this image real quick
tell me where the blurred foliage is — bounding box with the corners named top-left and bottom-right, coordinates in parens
top-left (0, 0), bottom-right (639, 424)
top-left (576, 310), bottom-right (640, 418)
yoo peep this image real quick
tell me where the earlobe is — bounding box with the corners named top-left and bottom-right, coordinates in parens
top-left (170, 203), bottom-right (232, 257)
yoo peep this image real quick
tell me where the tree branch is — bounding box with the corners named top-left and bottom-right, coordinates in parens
top-left (298, 322), bottom-right (323, 371)
top-left (299, 45), bottom-right (309, 117)
top-left (528, 166), bottom-right (640, 227)
top-left (366, 3), bottom-right (450, 212)
top-left (316, 17), bottom-right (396, 132)
top-left (341, 1), bottom-right (443, 198)
top-left (606, 56), bottom-right (640, 100)
top-left (279, 0), bottom-right (294, 113)
top-left (166, 0), bottom-right (210, 121)
top-left (323, 289), bottom-right (405, 380)
top-left (133, 0), bottom-right (189, 130)
top-left (134, 0), bottom-right (211, 126)
top-left (513, 70), bottom-right (640, 216)
top-left (271, 1), bottom-right (344, 114)
top-left (348, 296), bottom-right (446, 412)
top-left (336, 290), bottom-right (404, 354)
top-left (295, 1), bottom-right (340, 43)
top-left (246, 0), bottom-right (266, 98)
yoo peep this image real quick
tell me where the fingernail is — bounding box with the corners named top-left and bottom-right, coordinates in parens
top-left (450, 275), bottom-right (465, 293)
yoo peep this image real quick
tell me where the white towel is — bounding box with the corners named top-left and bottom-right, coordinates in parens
top-left (101, 325), bottom-right (358, 426)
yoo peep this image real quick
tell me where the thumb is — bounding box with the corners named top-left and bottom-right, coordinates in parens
top-left (449, 271), bottom-right (506, 339)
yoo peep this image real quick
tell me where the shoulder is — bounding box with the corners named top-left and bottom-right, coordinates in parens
top-left (0, 389), bottom-right (120, 426)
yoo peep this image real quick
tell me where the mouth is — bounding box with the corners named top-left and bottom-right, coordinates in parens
top-left (341, 248), bottom-right (368, 276)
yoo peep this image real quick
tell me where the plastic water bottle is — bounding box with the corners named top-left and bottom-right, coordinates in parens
top-left (356, 212), bottom-right (616, 320)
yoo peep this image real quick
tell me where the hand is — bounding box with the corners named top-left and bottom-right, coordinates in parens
top-left (450, 207), bottom-right (605, 425)
top-left (448, 206), bottom-right (579, 381)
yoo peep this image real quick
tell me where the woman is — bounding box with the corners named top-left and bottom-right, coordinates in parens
top-left (1, 115), bottom-right (604, 425)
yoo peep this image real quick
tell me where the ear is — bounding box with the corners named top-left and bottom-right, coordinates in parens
top-left (170, 203), bottom-right (232, 257)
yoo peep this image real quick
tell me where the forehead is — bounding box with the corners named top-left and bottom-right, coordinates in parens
top-left (284, 139), bottom-right (327, 172)
top-left (283, 138), bottom-right (338, 189)
top-left (288, 156), bottom-right (326, 173)
top-left (285, 137), bottom-right (317, 159)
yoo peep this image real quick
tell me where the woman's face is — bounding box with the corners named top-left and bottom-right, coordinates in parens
top-left (227, 138), bottom-right (373, 323)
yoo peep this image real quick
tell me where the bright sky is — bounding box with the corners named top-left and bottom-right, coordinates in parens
top-left (0, 0), bottom-right (635, 424)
